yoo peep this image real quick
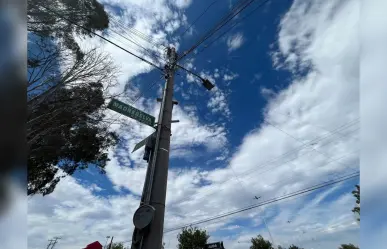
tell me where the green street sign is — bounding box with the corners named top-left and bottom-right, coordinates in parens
top-left (132, 132), bottom-right (155, 153)
top-left (107, 99), bottom-right (155, 127)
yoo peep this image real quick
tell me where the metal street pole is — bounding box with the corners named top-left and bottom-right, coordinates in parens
top-left (108, 236), bottom-right (114, 249)
top-left (260, 210), bottom-right (275, 247)
top-left (49, 237), bottom-right (61, 249)
top-left (46, 240), bottom-right (53, 249)
top-left (254, 196), bottom-right (275, 247)
top-left (104, 236), bottom-right (111, 249)
top-left (141, 47), bottom-right (177, 249)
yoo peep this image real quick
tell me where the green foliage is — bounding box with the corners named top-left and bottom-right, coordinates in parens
top-left (27, 81), bottom-right (119, 195)
top-left (110, 242), bottom-right (126, 249)
top-left (351, 184), bottom-right (360, 221)
top-left (177, 227), bottom-right (210, 249)
top-left (27, 5), bottom-right (119, 196)
top-left (27, 0), bottom-right (109, 59)
top-left (288, 245), bottom-right (303, 249)
top-left (339, 243), bottom-right (359, 249)
top-left (250, 235), bottom-right (274, 249)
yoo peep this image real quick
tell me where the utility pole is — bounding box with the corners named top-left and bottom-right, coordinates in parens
top-left (108, 236), bottom-right (114, 249)
top-left (104, 236), bottom-right (111, 249)
top-left (131, 47), bottom-right (213, 249)
top-left (47, 237), bottom-right (61, 249)
top-left (140, 47), bottom-right (177, 249)
top-left (46, 240), bottom-right (53, 249)
top-left (254, 196), bottom-right (275, 247)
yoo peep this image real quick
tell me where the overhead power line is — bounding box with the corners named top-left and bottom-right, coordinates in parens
top-left (179, 0), bottom-right (219, 38)
top-left (110, 15), bottom-right (168, 50)
top-left (178, 0), bottom-right (256, 61)
top-left (108, 19), bottom-right (166, 63)
top-left (196, 0), bottom-right (272, 56)
top-left (163, 172), bottom-right (359, 233)
top-left (119, 171), bottom-right (359, 245)
top-left (38, 5), bottom-right (165, 73)
top-left (102, 75), bottom-right (164, 133)
top-left (170, 149), bottom-right (358, 210)
top-left (170, 120), bottom-right (359, 206)
top-left (36, 5), bottom-right (215, 95)
top-left (176, 64), bottom-right (204, 81)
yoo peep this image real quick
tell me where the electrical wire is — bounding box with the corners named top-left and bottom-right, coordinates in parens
top-left (178, 0), bottom-right (256, 61)
top-left (131, 76), bottom-right (165, 104)
top-left (163, 172), bottom-right (359, 233)
top-left (29, 7), bottom-right (165, 133)
top-left (110, 15), bottom-right (168, 49)
top-left (39, 5), bottom-right (165, 72)
top-left (168, 120), bottom-right (359, 206)
top-left (170, 144), bottom-right (359, 208)
top-left (176, 64), bottom-right (205, 81)
top-left (101, 76), bottom-right (164, 132)
top-left (196, 0), bottom-right (272, 56)
top-left (269, 110), bottom-right (360, 141)
top-left (119, 171), bottom-right (359, 245)
top-left (34, 9), bottom-right (165, 126)
top-left (109, 16), bottom-right (167, 55)
top-left (264, 120), bottom-right (354, 169)
top-left (107, 21), bottom-right (166, 63)
top-left (179, 0), bottom-right (219, 38)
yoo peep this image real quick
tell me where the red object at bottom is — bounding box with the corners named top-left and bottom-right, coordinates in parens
top-left (84, 241), bottom-right (103, 249)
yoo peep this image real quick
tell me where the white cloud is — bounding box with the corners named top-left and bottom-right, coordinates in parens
top-left (27, 0), bottom-right (384, 249)
top-left (227, 32), bottom-right (244, 52)
top-left (186, 73), bottom-right (196, 83)
top-left (171, 0), bottom-right (193, 9)
top-left (89, 183), bottom-right (103, 192)
top-left (196, 70), bottom-right (232, 119)
top-left (260, 87), bottom-right (276, 100)
top-left (104, 100), bottom-right (228, 195)
top-left (207, 87), bottom-right (231, 118)
top-left (222, 224), bottom-right (241, 230)
top-left (28, 176), bottom-right (140, 249)
top-left (223, 72), bottom-right (238, 81)
top-left (165, 19), bottom-right (181, 33)
top-left (74, 0), bottom-right (190, 96)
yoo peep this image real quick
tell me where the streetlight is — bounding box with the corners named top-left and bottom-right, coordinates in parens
top-left (202, 79), bottom-right (215, 91)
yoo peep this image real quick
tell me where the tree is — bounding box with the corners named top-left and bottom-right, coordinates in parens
top-left (27, 47), bottom-right (121, 196)
top-left (351, 184), bottom-right (360, 221)
top-left (288, 245), bottom-right (303, 249)
top-left (26, 0), bottom-right (123, 196)
top-left (27, 0), bottom-right (109, 60)
top-left (338, 244), bottom-right (359, 249)
top-left (177, 227), bottom-right (210, 249)
top-left (250, 235), bottom-right (274, 249)
top-left (110, 242), bottom-right (126, 249)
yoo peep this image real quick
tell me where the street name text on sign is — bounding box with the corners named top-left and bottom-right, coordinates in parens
top-left (107, 98), bottom-right (155, 128)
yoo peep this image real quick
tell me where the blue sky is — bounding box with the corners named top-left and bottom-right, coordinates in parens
top-left (25, 0), bottom-right (368, 249)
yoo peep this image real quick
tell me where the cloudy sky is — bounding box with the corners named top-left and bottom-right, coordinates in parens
top-left (23, 0), bottom-right (379, 248)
